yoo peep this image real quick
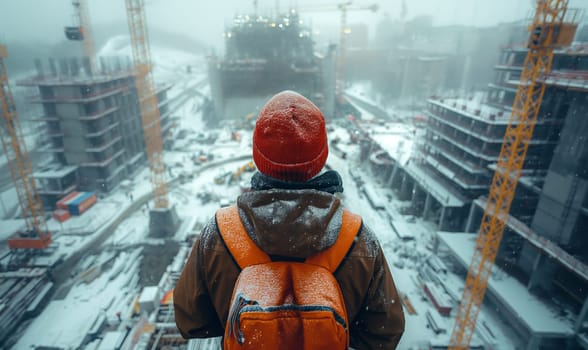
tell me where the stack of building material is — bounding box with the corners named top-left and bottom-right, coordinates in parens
top-left (55, 191), bottom-right (97, 218)
top-left (423, 281), bottom-right (453, 316)
top-left (56, 191), bottom-right (80, 210)
top-left (67, 192), bottom-right (97, 215)
top-left (52, 209), bottom-right (70, 222)
top-left (53, 191), bottom-right (80, 222)
top-left (0, 269), bottom-right (53, 346)
top-left (139, 286), bottom-right (160, 315)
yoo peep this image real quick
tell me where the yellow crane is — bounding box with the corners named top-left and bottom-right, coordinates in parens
top-left (65, 0), bottom-right (96, 70)
top-left (293, 2), bottom-right (378, 99)
top-left (125, 0), bottom-right (169, 209)
top-left (449, 1), bottom-right (579, 348)
top-left (0, 45), bottom-right (52, 250)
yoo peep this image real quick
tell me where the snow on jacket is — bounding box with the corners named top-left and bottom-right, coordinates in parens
top-left (174, 188), bottom-right (405, 349)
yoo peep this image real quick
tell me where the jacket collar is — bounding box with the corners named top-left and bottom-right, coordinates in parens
top-left (250, 170), bottom-right (344, 194)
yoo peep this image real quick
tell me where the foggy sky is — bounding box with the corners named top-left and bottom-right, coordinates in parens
top-left (1, 0), bottom-right (587, 48)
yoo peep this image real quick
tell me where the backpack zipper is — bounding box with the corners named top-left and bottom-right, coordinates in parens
top-left (228, 293), bottom-right (258, 344)
top-left (229, 296), bottom-right (348, 345)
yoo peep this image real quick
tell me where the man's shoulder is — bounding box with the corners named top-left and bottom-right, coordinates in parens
top-left (347, 220), bottom-right (381, 259)
top-left (198, 216), bottom-right (226, 253)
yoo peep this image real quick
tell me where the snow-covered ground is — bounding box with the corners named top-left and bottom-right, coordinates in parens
top-left (14, 248), bottom-right (143, 349)
top-left (5, 40), bottom-right (533, 350)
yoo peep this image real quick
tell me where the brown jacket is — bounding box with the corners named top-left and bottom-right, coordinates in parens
top-left (174, 189), bottom-right (405, 349)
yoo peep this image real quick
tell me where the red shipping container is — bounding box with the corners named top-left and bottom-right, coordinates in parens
top-left (57, 191), bottom-right (79, 210)
top-left (53, 209), bottom-right (70, 222)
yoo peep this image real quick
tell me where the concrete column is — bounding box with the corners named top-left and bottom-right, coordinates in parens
top-left (382, 164), bottom-right (394, 186)
top-left (439, 206), bottom-right (448, 231)
top-left (465, 203), bottom-right (478, 233)
top-left (432, 234), bottom-right (440, 254)
top-left (388, 162), bottom-right (399, 188)
top-left (576, 297), bottom-right (588, 332)
top-left (399, 174), bottom-right (412, 201)
top-left (526, 335), bottom-right (541, 350)
top-left (359, 140), bottom-right (370, 164)
top-left (527, 252), bottom-right (546, 292)
top-left (423, 193), bottom-right (433, 220)
top-left (410, 183), bottom-right (419, 203)
top-left (386, 162), bottom-right (398, 188)
top-left (364, 141), bottom-right (375, 166)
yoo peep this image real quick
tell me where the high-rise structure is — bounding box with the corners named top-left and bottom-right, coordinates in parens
top-left (463, 43), bottom-right (588, 349)
top-left (17, 57), bottom-right (171, 209)
top-left (357, 24), bottom-right (588, 349)
top-left (207, 11), bottom-right (334, 123)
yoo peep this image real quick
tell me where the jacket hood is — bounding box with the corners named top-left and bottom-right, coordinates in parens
top-left (236, 189), bottom-right (343, 259)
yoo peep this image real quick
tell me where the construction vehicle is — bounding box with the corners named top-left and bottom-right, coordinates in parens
top-left (64, 0), bottom-right (96, 70)
top-left (232, 161), bottom-right (256, 182)
top-left (449, 1), bottom-right (580, 348)
top-left (0, 44), bottom-right (52, 250)
top-left (125, 0), bottom-right (170, 210)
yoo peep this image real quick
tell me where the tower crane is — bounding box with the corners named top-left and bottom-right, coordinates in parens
top-left (293, 2), bottom-right (378, 99)
top-left (125, 0), bottom-right (170, 210)
top-left (449, 1), bottom-right (579, 348)
top-left (0, 44), bottom-right (52, 250)
top-left (64, 0), bottom-right (96, 71)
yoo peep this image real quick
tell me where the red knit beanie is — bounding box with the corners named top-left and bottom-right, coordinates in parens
top-left (253, 90), bottom-right (328, 182)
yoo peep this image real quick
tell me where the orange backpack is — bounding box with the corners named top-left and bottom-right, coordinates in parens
top-left (216, 205), bottom-right (362, 350)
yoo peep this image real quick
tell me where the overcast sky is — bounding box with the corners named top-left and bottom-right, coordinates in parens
top-left (1, 0), bottom-right (587, 47)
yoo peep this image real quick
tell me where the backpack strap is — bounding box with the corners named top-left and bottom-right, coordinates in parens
top-left (305, 209), bottom-right (362, 273)
top-left (216, 205), bottom-right (271, 269)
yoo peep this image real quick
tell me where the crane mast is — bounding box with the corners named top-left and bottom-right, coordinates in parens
top-left (292, 2), bottom-right (377, 99)
top-left (334, 2), bottom-right (378, 99)
top-left (449, 0), bottom-right (578, 348)
top-left (336, 2), bottom-right (351, 99)
top-left (77, 0), bottom-right (96, 69)
top-left (0, 45), bottom-right (51, 249)
top-left (125, 0), bottom-right (169, 209)
top-left (65, 0), bottom-right (96, 71)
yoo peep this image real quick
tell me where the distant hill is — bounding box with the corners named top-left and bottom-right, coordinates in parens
top-left (4, 20), bottom-right (209, 75)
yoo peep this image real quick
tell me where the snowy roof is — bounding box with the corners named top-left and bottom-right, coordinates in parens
top-left (34, 165), bottom-right (78, 179)
top-left (428, 97), bottom-right (513, 125)
top-left (97, 331), bottom-right (126, 350)
top-left (367, 128), bottom-right (413, 167)
top-left (17, 70), bottom-right (134, 87)
top-left (390, 220), bottom-right (416, 240)
top-left (139, 286), bottom-right (160, 304)
top-left (417, 56), bottom-right (446, 61)
top-left (344, 84), bottom-right (391, 120)
top-left (404, 162), bottom-right (467, 207)
top-left (542, 71), bottom-right (588, 91)
top-left (437, 232), bottom-right (575, 335)
top-left (345, 84), bottom-right (379, 109)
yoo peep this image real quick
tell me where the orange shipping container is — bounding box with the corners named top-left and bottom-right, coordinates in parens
top-left (53, 209), bottom-right (70, 222)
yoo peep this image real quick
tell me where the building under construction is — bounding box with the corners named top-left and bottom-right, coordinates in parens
top-left (17, 57), bottom-right (171, 209)
top-left (207, 10), bottom-right (336, 123)
top-left (357, 23), bottom-right (588, 348)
